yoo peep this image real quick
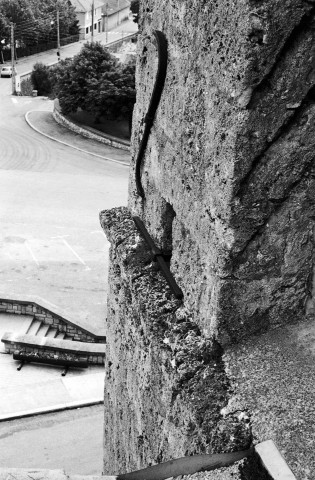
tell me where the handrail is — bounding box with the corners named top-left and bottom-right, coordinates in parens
top-left (135, 30), bottom-right (168, 198)
top-left (118, 448), bottom-right (253, 480)
top-left (133, 216), bottom-right (183, 300)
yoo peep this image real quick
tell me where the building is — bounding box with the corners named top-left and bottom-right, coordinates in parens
top-left (70, 0), bottom-right (131, 39)
top-left (101, 0), bottom-right (131, 32)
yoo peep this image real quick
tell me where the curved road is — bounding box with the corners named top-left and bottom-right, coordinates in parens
top-left (0, 78), bottom-right (129, 329)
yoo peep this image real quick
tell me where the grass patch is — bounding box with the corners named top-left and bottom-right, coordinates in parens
top-left (68, 109), bottom-right (130, 140)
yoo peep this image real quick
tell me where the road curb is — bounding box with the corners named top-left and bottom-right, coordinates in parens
top-left (53, 103), bottom-right (130, 151)
top-left (0, 398), bottom-right (103, 422)
top-left (25, 110), bottom-right (129, 167)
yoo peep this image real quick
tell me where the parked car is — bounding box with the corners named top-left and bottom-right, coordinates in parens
top-left (1, 66), bottom-right (16, 78)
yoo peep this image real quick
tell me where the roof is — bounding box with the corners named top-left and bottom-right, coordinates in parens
top-left (70, 0), bottom-right (106, 13)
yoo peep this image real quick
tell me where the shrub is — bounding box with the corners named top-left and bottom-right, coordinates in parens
top-left (20, 77), bottom-right (33, 96)
top-left (53, 42), bottom-right (136, 129)
top-left (30, 62), bottom-right (52, 96)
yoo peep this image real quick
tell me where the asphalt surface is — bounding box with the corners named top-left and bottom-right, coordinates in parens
top-left (0, 405), bottom-right (104, 475)
top-left (0, 22), bottom-right (135, 476)
top-left (0, 79), bottom-right (129, 331)
top-left (26, 110), bottom-right (130, 165)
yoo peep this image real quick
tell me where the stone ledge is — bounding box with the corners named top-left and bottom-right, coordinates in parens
top-left (255, 440), bottom-right (297, 480)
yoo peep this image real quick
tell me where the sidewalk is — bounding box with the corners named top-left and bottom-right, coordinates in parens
top-left (0, 349), bottom-right (104, 421)
top-left (0, 313), bottom-right (104, 421)
top-left (26, 108), bottom-right (130, 166)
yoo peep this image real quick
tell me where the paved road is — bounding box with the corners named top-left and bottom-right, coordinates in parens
top-left (0, 405), bottom-right (104, 475)
top-left (0, 74), bottom-right (129, 330)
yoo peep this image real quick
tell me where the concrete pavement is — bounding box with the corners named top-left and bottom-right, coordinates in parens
top-left (0, 92), bottom-right (128, 334)
top-left (0, 17), bottom-right (134, 424)
top-left (0, 313), bottom-right (104, 421)
top-left (0, 350), bottom-right (104, 421)
top-left (0, 61), bottom-right (128, 423)
top-left (0, 406), bottom-right (104, 475)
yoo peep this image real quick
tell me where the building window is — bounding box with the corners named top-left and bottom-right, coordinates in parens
top-left (94, 23), bottom-right (97, 29)
top-left (86, 27), bottom-right (88, 34)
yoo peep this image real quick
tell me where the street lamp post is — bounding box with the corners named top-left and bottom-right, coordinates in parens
top-left (105, 3), bottom-right (108, 43)
top-left (0, 39), bottom-right (5, 64)
top-left (57, 9), bottom-right (61, 60)
top-left (91, 0), bottom-right (94, 42)
top-left (10, 23), bottom-right (16, 95)
top-left (51, 9), bottom-right (60, 60)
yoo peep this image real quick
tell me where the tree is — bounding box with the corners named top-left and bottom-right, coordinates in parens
top-left (53, 42), bottom-right (118, 115)
top-left (91, 58), bottom-right (136, 132)
top-left (0, 13), bottom-right (10, 62)
top-left (0, 0), bottom-right (79, 50)
top-left (52, 42), bottom-right (136, 132)
top-left (30, 62), bottom-right (52, 95)
top-left (130, 0), bottom-right (139, 24)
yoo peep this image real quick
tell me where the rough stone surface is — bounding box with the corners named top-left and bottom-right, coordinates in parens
top-left (100, 0), bottom-right (315, 476)
top-left (101, 208), bottom-right (251, 473)
top-left (127, 0), bottom-right (315, 343)
top-left (224, 317), bottom-right (315, 479)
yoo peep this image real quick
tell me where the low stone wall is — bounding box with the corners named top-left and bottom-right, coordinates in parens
top-left (106, 33), bottom-right (138, 54)
top-left (0, 299), bottom-right (105, 343)
top-left (53, 105), bottom-right (130, 152)
top-left (2, 332), bottom-right (106, 365)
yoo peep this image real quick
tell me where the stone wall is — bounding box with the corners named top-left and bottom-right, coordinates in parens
top-left (101, 0), bottom-right (315, 474)
top-left (128, 0), bottom-right (315, 343)
top-left (53, 104), bottom-right (130, 151)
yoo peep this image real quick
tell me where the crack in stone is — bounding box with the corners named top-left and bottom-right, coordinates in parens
top-left (248, 5), bottom-right (315, 110)
top-left (234, 161), bottom-right (313, 260)
top-left (237, 84), bottom-right (315, 200)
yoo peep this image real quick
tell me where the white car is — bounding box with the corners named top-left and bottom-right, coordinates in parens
top-left (1, 66), bottom-right (16, 78)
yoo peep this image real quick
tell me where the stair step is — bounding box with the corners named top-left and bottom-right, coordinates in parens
top-left (0, 313), bottom-right (34, 353)
top-left (36, 323), bottom-right (50, 336)
top-left (46, 327), bottom-right (58, 338)
top-left (26, 319), bottom-right (42, 335)
top-left (64, 335), bottom-right (73, 340)
top-left (56, 331), bottom-right (66, 339)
